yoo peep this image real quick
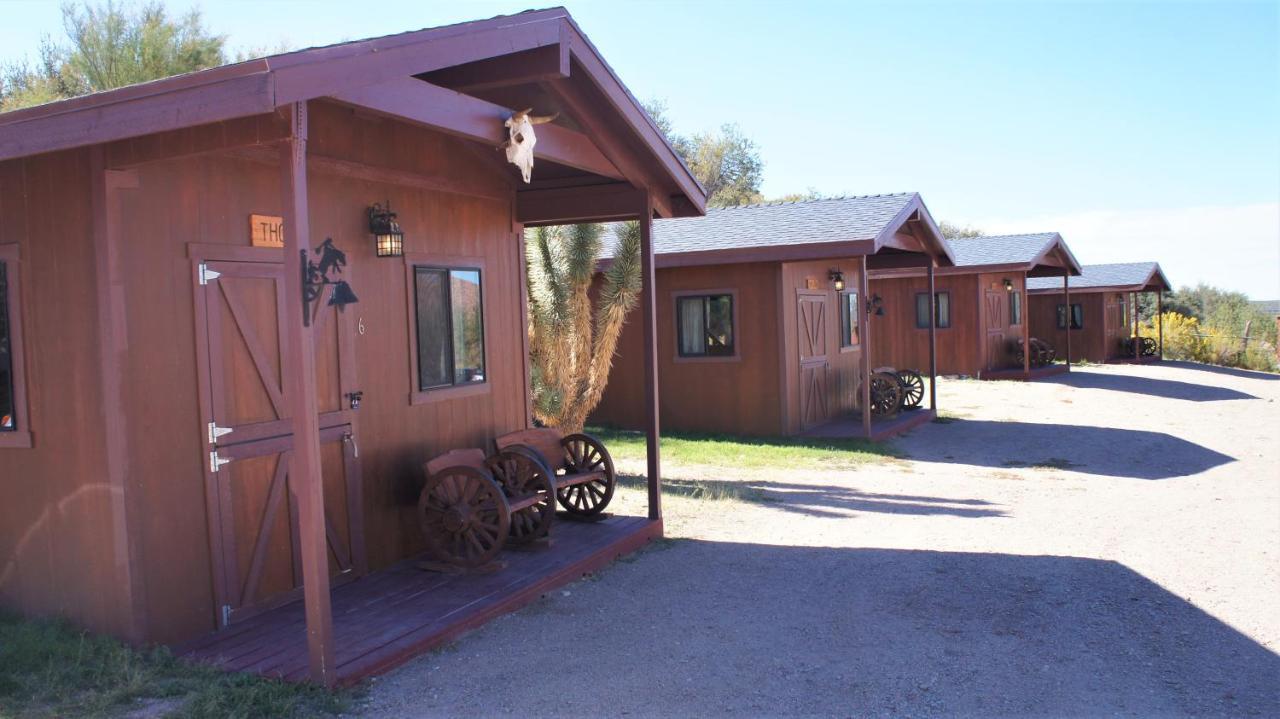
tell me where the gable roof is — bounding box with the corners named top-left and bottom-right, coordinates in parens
top-left (0, 7), bottom-right (705, 218)
top-left (601, 193), bottom-right (954, 268)
top-left (946, 232), bottom-right (1082, 275)
top-left (1027, 262), bottom-right (1171, 293)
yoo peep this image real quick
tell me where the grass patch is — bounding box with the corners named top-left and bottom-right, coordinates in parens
top-left (931, 410), bottom-right (971, 425)
top-left (0, 612), bottom-right (355, 718)
top-left (616, 473), bottom-right (772, 503)
top-left (1001, 457), bottom-right (1080, 471)
top-left (589, 426), bottom-right (899, 471)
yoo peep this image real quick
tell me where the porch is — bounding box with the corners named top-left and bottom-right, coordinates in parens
top-left (980, 363), bottom-right (1071, 381)
top-left (802, 407), bottom-right (936, 442)
top-left (179, 515), bottom-right (660, 685)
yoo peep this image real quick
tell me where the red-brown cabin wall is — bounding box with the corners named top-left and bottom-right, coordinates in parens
top-left (868, 273), bottom-right (982, 376)
top-left (1029, 291), bottom-right (1112, 363)
top-left (0, 152), bottom-right (135, 639)
top-left (102, 102), bottom-right (528, 644)
top-left (590, 262), bottom-right (783, 436)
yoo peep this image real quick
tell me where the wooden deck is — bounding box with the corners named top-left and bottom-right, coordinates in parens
top-left (980, 364), bottom-right (1071, 381)
top-left (178, 515), bottom-right (661, 686)
top-left (802, 408), bottom-right (936, 441)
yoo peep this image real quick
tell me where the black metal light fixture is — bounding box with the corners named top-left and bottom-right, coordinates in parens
top-left (302, 238), bottom-right (359, 326)
top-left (1003, 278), bottom-right (1014, 292)
top-left (866, 293), bottom-right (885, 316)
top-left (368, 201), bottom-right (404, 258)
top-left (828, 269), bottom-right (845, 292)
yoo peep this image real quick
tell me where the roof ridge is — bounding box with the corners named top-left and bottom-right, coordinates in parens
top-left (707, 192), bottom-right (915, 212)
top-left (954, 231), bottom-right (1058, 241)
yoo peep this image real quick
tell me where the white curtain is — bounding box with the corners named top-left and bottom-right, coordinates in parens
top-left (679, 298), bottom-right (705, 355)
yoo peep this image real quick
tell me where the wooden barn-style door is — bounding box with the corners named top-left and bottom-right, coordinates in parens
top-left (1105, 295), bottom-right (1126, 356)
top-left (192, 251), bottom-right (366, 627)
top-left (797, 290), bottom-right (830, 430)
top-left (983, 288), bottom-right (1009, 371)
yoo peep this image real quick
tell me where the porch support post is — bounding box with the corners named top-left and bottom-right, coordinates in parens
top-left (860, 255), bottom-right (871, 438)
top-left (1158, 290), bottom-right (1164, 360)
top-left (279, 101), bottom-right (336, 687)
top-left (1022, 283), bottom-right (1031, 378)
top-left (1064, 271), bottom-right (1071, 370)
top-left (927, 262), bottom-right (937, 411)
top-left (638, 193), bottom-right (661, 521)
top-left (1133, 291), bottom-right (1140, 360)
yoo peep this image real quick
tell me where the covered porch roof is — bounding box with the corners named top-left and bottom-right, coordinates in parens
top-left (0, 7), bottom-right (706, 224)
top-left (600, 193), bottom-right (955, 269)
top-left (1027, 262), bottom-right (1171, 295)
top-left (869, 232), bottom-right (1082, 280)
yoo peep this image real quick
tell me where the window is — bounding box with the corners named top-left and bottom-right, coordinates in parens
top-left (915, 291), bottom-right (951, 329)
top-left (1009, 291), bottom-right (1023, 325)
top-left (0, 244), bottom-right (29, 448)
top-left (676, 293), bottom-right (734, 357)
top-left (0, 260), bottom-right (13, 432)
top-left (840, 291), bottom-right (859, 348)
top-left (1056, 303), bottom-right (1084, 330)
top-left (413, 266), bottom-right (485, 391)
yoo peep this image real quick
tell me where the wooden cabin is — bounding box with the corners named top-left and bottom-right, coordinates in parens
top-left (0, 9), bottom-right (707, 686)
top-left (590, 194), bottom-right (955, 441)
top-left (868, 233), bottom-right (1082, 380)
top-left (1028, 262), bottom-right (1172, 364)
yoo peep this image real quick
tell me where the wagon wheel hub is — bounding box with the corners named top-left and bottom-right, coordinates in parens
top-left (442, 503), bottom-right (473, 533)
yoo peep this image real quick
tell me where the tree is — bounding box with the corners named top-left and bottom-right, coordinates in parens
top-left (643, 99), bottom-right (764, 208)
top-left (938, 221), bottom-right (982, 240)
top-left (526, 222), bottom-right (643, 431)
top-left (771, 188), bottom-right (827, 203)
top-left (1, 1), bottom-right (225, 112)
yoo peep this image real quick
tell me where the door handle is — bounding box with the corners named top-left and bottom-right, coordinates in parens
top-left (343, 432), bottom-right (359, 458)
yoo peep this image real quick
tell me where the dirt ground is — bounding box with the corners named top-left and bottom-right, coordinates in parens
top-left (359, 361), bottom-right (1280, 717)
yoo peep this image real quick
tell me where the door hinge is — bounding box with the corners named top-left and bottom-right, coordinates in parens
top-left (207, 421), bottom-right (233, 445)
top-left (221, 604), bottom-right (232, 626)
top-left (198, 262), bottom-right (221, 285)
top-left (209, 450), bottom-right (233, 473)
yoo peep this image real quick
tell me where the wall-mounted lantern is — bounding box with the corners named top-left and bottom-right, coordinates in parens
top-left (828, 269), bottom-right (846, 292)
top-left (1003, 278), bottom-right (1014, 292)
top-left (866, 293), bottom-right (885, 316)
top-left (368, 201), bottom-right (404, 258)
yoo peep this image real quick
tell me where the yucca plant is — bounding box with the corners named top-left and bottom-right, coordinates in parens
top-left (526, 222), bottom-right (642, 431)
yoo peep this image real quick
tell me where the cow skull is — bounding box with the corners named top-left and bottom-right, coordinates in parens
top-left (500, 108), bottom-right (558, 183)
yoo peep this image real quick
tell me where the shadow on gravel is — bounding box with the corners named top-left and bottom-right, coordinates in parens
top-left (903, 420), bottom-right (1233, 479)
top-left (406, 546), bottom-right (1280, 716)
top-left (1047, 371), bottom-right (1258, 401)
top-left (1160, 360), bottom-right (1280, 382)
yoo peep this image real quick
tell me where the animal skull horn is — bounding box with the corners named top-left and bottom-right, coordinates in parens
top-left (499, 109), bottom-right (559, 183)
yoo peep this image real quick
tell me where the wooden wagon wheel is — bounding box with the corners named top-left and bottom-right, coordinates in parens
top-left (896, 369), bottom-right (925, 410)
top-left (417, 466), bottom-right (511, 568)
top-left (558, 434), bottom-right (616, 516)
top-left (869, 372), bottom-right (902, 417)
top-left (487, 449), bottom-right (556, 545)
top-left (1140, 337), bottom-right (1158, 357)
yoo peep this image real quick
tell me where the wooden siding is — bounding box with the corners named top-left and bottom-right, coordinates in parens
top-left (1029, 291), bottom-right (1115, 363)
top-left (0, 151), bottom-right (137, 639)
top-left (590, 262), bottom-right (783, 436)
top-left (869, 273), bottom-right (981, 376)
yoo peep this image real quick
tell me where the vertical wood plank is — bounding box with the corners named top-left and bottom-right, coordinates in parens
top-left (860, 255), bottom-right (871, 437)
top-left (278, 101), bottom-right (335, 686)
top-left (638, 193), bottom-right (661, 521)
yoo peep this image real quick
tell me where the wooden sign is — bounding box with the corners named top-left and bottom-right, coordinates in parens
top-left (250, 214), bottom-right (285, 248)
top-left (805, 277), bottom-right (820, 290)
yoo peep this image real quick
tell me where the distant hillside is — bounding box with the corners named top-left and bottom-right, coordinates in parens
top-left (1249, 300), bottom-right (1280, 316)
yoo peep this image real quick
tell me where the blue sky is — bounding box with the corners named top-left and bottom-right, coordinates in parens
top-left (2, 0), bottom-right (1277, 297)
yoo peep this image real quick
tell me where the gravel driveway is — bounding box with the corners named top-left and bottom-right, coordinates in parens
top-left (359, 361), bottom-right (1280, 717)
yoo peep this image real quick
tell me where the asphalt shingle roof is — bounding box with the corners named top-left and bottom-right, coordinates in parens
top-left (600, 193), bottom-right (919, 259)
top-left (1027, 262), bottom-right (1167, 292)
top-left (945, 233), bottom-right (1062, 268)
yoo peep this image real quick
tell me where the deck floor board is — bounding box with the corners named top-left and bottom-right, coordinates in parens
top-left (180, 515), bottom-right (659, 685)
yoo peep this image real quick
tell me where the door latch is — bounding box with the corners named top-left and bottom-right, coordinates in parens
top-left (347, 391), bottom-right (363, 410)
top-left (343, 432), bottom-right (359, 458)
top-left (207, 422), bottom-right (233, 445)
top-left (209, 450), bottom-right (233, 473)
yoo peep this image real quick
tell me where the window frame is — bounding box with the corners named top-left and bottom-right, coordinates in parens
top-left (839, 290), bottom-right (860, 350)
top-left (672, 289), bottom-right (740, 362)
top-left (914, 290), bottom-right (952, 329)
top-left (403, 253), bottom-right (490, 405)
top-left (0, 244), bottom-right (31, 449)
top-left (1056, 303), bottom-right (1085, 330)
top-left (1009, 290), bottom-right (1023, 326)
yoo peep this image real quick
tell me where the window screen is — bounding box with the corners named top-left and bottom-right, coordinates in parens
top-left (676, 294), bottom-right (734, 357)
top-left (415, 266), bottom-right (485, 390)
